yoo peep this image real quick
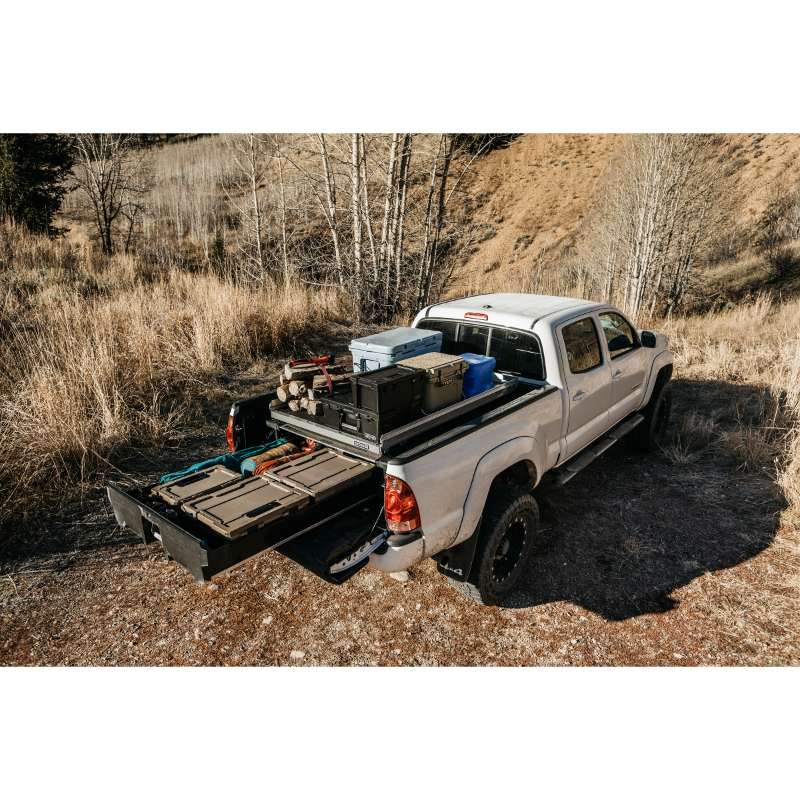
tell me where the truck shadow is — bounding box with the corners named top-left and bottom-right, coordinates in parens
top-left (504, 377), bottom-right (788, 620)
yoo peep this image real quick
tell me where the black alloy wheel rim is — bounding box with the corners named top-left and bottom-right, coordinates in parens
top-left (491, 515), bottom-right (528, 583)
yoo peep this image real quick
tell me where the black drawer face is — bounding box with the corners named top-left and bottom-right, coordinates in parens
top-left (317, 397), bottom-right (420, 442)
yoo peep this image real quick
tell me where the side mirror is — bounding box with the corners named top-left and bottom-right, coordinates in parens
top-left (641, 331), bottom-right (657, 348)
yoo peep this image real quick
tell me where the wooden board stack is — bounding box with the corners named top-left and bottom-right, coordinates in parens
top-left (269, 357), bottom-right (352, 417)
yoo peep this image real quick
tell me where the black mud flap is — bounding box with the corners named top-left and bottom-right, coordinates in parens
top-left (107, 482), bottom-right (382, 584)
top-left (434, 529), bottom-right (481, 582)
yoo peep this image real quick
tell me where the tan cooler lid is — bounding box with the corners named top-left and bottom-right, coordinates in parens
top-left (398, 352), bottom-right (467, 381)
top-left (268, 449), bottom-right (374, 500)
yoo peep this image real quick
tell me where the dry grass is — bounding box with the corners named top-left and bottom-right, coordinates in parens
top-left (0, 221), bottom-right (342, 517)
top-left (661, 293), bottom-right (800, 521)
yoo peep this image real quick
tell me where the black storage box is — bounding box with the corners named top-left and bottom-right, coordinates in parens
top-left (349, 365), bottom-right (423, 415)
top-left (319, 394), bottom-right (421, 442)
top-left (312, 365), bottom-right (424, 443)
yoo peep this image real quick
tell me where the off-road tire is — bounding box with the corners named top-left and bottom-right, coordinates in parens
top-left (632, 381), bottom-right (672, 452)
top-left (447, 486), bottom-right (540, 606)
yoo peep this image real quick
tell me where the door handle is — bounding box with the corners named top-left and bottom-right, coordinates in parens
top-left (612, 369), bottom-right (622, 378)
top-left (572, 390), bottom-right (586, 401)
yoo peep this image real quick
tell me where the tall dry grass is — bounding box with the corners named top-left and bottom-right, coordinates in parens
top-left (661, 293), bottom-right (800, 523)
top-left (0, 221), bottom-right (342, 516)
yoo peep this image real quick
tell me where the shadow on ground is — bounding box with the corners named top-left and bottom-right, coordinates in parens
top-left (1, 376), bottom-right (786, 625)
top-left (505, 377), bottom-right (786, 619)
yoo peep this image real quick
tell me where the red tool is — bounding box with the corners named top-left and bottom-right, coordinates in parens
top-left (288, 354), bottom-right (334, 368)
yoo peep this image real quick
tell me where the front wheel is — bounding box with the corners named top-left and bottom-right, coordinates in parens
top-left (632, 381), bottom-right (672, 451)
top-left (448, 486), bottom-right (539, 606)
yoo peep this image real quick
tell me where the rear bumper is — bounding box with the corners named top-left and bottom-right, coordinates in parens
top-left (369, 530), bottom-right (424, 572)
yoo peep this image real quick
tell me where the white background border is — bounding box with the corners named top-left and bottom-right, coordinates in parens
top-left (2, 2), bottom-right (798, 797)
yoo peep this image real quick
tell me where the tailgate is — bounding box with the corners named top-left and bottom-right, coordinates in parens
top-left (107, 477), bottom-right (385, 584)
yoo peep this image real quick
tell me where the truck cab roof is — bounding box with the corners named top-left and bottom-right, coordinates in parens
top-left (416, 293), bottom-right (602, 331)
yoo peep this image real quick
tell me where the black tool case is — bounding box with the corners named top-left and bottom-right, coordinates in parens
top-left (317, 365), bottom-right (424, 442)
top-left (349, 364), bottom-right (423, 414)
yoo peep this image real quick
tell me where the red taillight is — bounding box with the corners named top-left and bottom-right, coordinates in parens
top-left (225, 412), bottom-right (236, 452)
top-left (464, 311), bottom-right (488, 321)
top-left (384, 476), bottom-right (421, 533)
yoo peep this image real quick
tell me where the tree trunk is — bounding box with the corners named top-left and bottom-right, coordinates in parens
top-left (318, 134), bottom-right (344, 287)
top-left (420, 135), bottom-right (453, 309)
top-left (247, 134), bottom-right (266, 282)
top-left (392, 134), bottom-right (413, 306)
top-left (359, 137), bottom-right (378, 283)
top-left (351, 134), bottom-right (363, 321)
top-left (416, 135), bottom-right (443, 307)
top-left (379, 133), bottom-right (399, 277)
top-left (274, 135), bottom-right (290, 283)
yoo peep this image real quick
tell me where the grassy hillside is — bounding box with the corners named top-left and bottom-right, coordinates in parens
top-left (0, 220), bottom-right (342, 516)
top-left (446, 133), bottom-right (800, 305)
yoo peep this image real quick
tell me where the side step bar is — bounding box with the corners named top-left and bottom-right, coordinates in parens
top-left (552, 413), bottom-right (644, 486)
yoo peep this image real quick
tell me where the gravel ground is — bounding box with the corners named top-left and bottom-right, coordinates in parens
top-left (2, 376), bottom-right (798, 666)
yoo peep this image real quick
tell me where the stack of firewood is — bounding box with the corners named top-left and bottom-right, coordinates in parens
top-left (269, 357), bottom-right (352, 417)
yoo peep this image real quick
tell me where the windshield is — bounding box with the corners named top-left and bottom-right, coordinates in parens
top-left (416, 319), bottom-right (546, 381)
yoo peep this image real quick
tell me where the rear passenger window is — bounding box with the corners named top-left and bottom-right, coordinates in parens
top-left (562, 318), bottom-right (602, 373)
top-left (416, 319), bottom-right (458, 351)
top-left (456, 324), bottom-right (490, 356)
top-left (489, 328), bottom-right (545, 380)
top-left (418, 319), bottom-right (490, 356)
top-left (599, 312), bottom-right (637, 358)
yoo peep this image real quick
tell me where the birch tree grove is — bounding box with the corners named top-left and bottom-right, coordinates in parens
top-left (578, 134), bottom-right (725, 318)
top-left (214, 133), bottom-right (471, 321)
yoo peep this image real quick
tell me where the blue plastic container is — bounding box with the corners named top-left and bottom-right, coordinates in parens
top-left (461, 353), bottom-right (496, 398)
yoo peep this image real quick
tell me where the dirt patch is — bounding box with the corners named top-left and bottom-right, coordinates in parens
top-left (2, 376), bottom-right (797, 666)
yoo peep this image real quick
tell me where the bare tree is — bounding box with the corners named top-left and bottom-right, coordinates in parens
top-left (272, 134), bottom-right (290, 283)
top-left (358, 137), bottom-right (378, 283)
top-left (416, 134), bottom-right (454, 310)
top-left (391, 134), bottom-right (413, 306)
top-left (351, 133), bottom-right (363, 297)
top-left (72, 134), bottom-right (151, 255)
top-left (379, 133), bottom-right (400, 276)
top-left (317, 134), bottom-right (344, 287)
top-left (224, 134), bottom-right (272, 283)
top-left (578, 134), bottom-right (725, 317)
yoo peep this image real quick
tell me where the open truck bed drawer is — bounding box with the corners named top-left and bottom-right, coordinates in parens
top-left (107, 481), bottom-right (384, 584)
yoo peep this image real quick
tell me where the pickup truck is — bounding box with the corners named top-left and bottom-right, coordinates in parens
top-left (107, 293), bottom-right (674, 605)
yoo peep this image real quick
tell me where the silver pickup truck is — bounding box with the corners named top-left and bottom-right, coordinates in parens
top-left (107, 293), bottom-right (674, 605)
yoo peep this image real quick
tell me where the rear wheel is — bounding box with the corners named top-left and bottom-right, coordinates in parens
top-left (632, 381), bottom-right (672, 451)
top-left (447, 486), bottom-right (539, 606)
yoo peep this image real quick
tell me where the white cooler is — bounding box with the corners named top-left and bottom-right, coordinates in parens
top-left (349, 327), bottom-right (443, 372)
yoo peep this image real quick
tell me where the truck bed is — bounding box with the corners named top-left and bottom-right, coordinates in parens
top-left (265, 379), bottom-right (548, 461)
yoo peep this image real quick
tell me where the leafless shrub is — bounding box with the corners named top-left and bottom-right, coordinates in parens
top-left (72, 134), bottom-right (152, 255)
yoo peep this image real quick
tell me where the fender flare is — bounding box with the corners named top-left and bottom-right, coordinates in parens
top-left (447, 436), bottom-right (544, 551)
top-left (641, 352), bottom-right (674, 408)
